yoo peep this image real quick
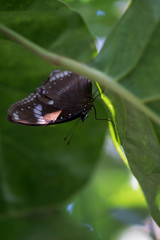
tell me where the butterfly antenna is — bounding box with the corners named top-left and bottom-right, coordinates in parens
top-left (93, 87), bottom-right (99, 97)
top-left (64, 119), bottom-right (80, 145)
top-left (93, 88), bottom-right (105, 100)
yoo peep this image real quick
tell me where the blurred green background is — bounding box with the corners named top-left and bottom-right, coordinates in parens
top-left (0, 0), bottom-right (158, 239)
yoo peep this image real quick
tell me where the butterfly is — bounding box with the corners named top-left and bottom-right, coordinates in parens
top-left (7, 70), bottom-right (97, 126)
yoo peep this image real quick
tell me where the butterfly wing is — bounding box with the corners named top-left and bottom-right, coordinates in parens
top-left (39, 70), bottom-right (92, 110)
top-left (7, 70), bottom-right (93, 126)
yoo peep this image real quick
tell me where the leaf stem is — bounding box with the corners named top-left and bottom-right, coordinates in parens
top-left (0, 24), bottom-right (160, 125)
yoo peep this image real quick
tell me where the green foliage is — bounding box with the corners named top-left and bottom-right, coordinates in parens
top-left (0, 0), bottom-right (96, 61)
top-left (0, 0), bottom-right (106, 208)
top-left (0, 0), bottom-right (160, 239)
top-left (62, 0), bottom-right (125, 37)
top-left (93, 0), bottom-right (160, 226)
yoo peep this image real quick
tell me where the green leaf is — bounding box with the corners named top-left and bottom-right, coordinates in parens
top-left (0, 0), bottom-right (96, 62)
top-left (93, 0), bottom-right (160, 79)
top-left (0, 212), bottom-right (97, 240)
top-left (65, 143), bottom-right (147, 239)
top-left (0, 46), bottom-right (107, 212)
top-left (93, 0), bottom-right (160, 225)
top-left (0, 0), bottom-right (107, 214)
top-left (1, 0), bottom-right (160, 236)
top-left (61, 0), bottom-right (130, 37)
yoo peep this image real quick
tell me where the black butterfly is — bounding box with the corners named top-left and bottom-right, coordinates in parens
top-left (7, 70), bottom-right (98, 126)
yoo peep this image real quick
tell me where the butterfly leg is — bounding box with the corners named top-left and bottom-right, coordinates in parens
top-left (93, 106), bottom-right (113, 123)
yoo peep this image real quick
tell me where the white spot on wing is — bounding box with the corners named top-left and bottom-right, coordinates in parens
top-left (50, 76), bottom-right (56, 82)
top-left (33, 105), bottom-right (42, 115)
top-left (13, 113), bottom-right (19, 120)
top-left (34, 113), bottom-right (42, 118)
top-left (64, 71), bottom-right (70, 76)
top-left (48, 100), bottom-right (54, 105)
top-left (36, 104), bottom-right (42, 111)
top-left (33, 108), bottom-right (41, 115)
top-left (37, 119), bottom-right (47, 125)
top-left (55, 73), bottom-right (61, 79)
top-left (60, 72), bottom-right (64, 78)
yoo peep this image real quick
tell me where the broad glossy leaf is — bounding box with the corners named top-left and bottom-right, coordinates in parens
top-left (0, 0), bottom-right (96, 62)
top-left (93, 0), bottom-right (160, 225)
top-left (62, 0), bottom-right (131, 37)
top-left (0, 0), bottom-right (107, 214)
top-left (0, 48), bottom-right (107, 212)
top-left (1, 0), bottom-right (159, 238)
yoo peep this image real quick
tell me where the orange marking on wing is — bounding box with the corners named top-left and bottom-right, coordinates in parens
top-left (43, 110), bottom-right (62, 123)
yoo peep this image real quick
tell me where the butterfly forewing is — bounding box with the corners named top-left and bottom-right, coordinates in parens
top-left (7, 70), bottom-right (94, 126)
top-left (40, 70), bottom-right (92, 110)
